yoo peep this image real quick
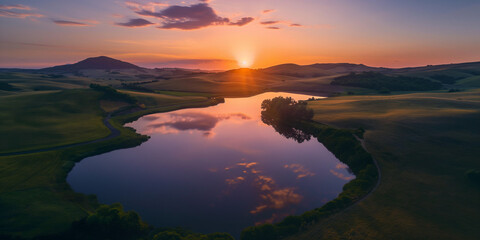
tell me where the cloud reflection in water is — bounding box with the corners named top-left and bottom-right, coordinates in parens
top-left (224, 161), bottom-right (305, 224)
top-left (140, 111), bottom-right (251, 136)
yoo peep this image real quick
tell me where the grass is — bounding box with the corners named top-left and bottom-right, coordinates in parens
top-left (0, 127), bottom-right (149, 238)
top-left (287, 89), bottom-right (480, 240)
top-left (119, 90), bottom-right (208, 108)
top-left (99, 100), bottom-right (131, 112)
top-left (155, 90), bottom-right (214, 97)
top-left (456, 75), bottom-right (480, 88)
top-left (0, 88), bottom-right (215, 154)
top-left (1, 72), bottom-right (479, 239)
top-left (0, 72), bottom-right (93, 93)
top-left (0, 90), bottom-right (110, 154)
top-left (0, 88), bottom-right (221, 238)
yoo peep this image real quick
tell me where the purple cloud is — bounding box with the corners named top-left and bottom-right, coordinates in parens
top-left (260, 20), bottom-right (304, 28)
top-left (229, 17), bottom-right (255, 26)
top-left (261, 20), bottom-right (280, 25)
top-left (0, 4), bottom-right (31, 10)
top-left (135, 3), bottom-right (254, 30)
top-left (0, 4), bottom-right (42, 18)
top-left (116, 18), bottom-right (153, 27)
top-left (52, 20), bottom-right (89, 26)
top-left (266, 26), bottom-right (280, 30)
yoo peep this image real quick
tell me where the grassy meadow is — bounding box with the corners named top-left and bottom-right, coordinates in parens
top-left (288, 89), bottom-right (480, 240)
top-left (0, 90), bottom-right (110, 154)
top-left (0, 86), bottom-right (221, 238)
top-left (1, 64), bottom-right (480, 239)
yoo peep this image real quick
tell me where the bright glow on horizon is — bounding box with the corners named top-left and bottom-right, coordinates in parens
top-left (233, 44), bottom-right (256, 69)
top-left (238, 59), bottom-right (253, 68)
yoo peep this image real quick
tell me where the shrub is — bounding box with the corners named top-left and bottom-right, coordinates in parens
top-left (261, 96), bottom-right (313, 124)
top-left (153, 231), bottom-right (182, 240)
top-left (241, 224), bottom-right (277, 240)
top-left (69, 203), bottom-right (149, 240)
top-left (378, 87), bottom-right (391, 94)
top-left (465, 169), bottom-right (480, 184)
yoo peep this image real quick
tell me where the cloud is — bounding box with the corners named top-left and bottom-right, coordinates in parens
top-left (116, 18), bottom-right (153, 27)
top-left (225, 176), bottom-right (245, 185)
top-left (237, 162), bottom-right (258, 168)
top-left (144, 111), bottom-right (251, 136)
top-left (260, 20), bottom-right (304, 29)
top-left (135, 3), bottom-right (254, 30)
top-left (52, 19), bottom-right (90, 26)
top-left (228, 17), bottom-right (255, 26)
top-left (0, 10), bottom-right (42, 18)
top-left (336, 163), bottom-right (348, 169)
top-left (150, 112), bottom-right (219, 131)
top-left (125, 1), bottom-right (169, 12)
top-left (329, 169), bottom-right (354, 181)
top-left (266, 26), bottom-right (280, 30)
top-left (284, 164), bottom-right (315, 179)
top-left (262, 9), bottom-right (275, 14)
top-left (223, 161), bottom-right (303, 222)
top-left (260, 20), bottom-right (280, 25)
top-left (250, 176), bottom-right (302, 217)
top-left (0, 5), bottom-right (42, 19)
top-left (0, 4), bottom-right (31, 10)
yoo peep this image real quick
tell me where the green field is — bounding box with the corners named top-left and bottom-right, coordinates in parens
top-left (288, 90), bottom-right (480, 240)
top-left (0, 90), bottom-right (110, 154)
top-left (0, 87), bottom-right (221, 238)
top-left (1, 66), bottom-right (480, 239)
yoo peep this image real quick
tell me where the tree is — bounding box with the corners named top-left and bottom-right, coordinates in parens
top-left (260, 97), bottom-right (314, 143)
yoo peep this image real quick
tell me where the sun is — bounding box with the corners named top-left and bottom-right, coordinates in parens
top-left (233, 46), bottom-right (255, 68)
top-left (238, 60), bottom-right (252, 68)
top-left (238, 59), bottom-right (255, 68)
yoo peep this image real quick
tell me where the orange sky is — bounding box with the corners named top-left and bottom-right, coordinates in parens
top-left (1, 0), bottom-right (479, 69)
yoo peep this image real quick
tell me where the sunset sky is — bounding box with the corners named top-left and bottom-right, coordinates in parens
top-left (1, 0), bottom-right (479, 69)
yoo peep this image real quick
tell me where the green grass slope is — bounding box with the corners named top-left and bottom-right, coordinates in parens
top-left (288, 90), bottom-right (480, 240)
top-left (0, 88), bottom-right (220, 238)
top-left (0, 90), bottom-right (110, 154)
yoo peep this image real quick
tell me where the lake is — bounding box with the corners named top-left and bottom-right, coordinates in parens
top-left (67, 92), bottom-right (354, 237)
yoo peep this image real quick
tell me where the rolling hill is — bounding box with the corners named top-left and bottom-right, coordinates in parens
top-left (260, 63), bottom-right (386, 77)
top-left (41, 56), bottom-right (144, 72)
top-left (2, 57), bottom-right (479, 97)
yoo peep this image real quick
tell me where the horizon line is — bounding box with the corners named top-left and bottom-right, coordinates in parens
top-left (1, 56), bottom-right (479, 71)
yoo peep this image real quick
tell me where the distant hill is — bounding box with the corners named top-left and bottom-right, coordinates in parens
top-left (260, 63), bottom-right (386, 78)
top-left (331, 72), bottom-right (443, 91)
top-left (391, 61), bottom-right (480, 73)
top-left (41, 56), bottom-right (143, 72)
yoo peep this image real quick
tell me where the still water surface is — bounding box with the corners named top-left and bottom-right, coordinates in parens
top-left (68, 92), bottom-right (354, 237)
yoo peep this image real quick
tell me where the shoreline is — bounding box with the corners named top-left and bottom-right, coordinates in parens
top-left (66, 91), bottom-right (380, 240)
top-left (2, 90), bottom-right (379, 239)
